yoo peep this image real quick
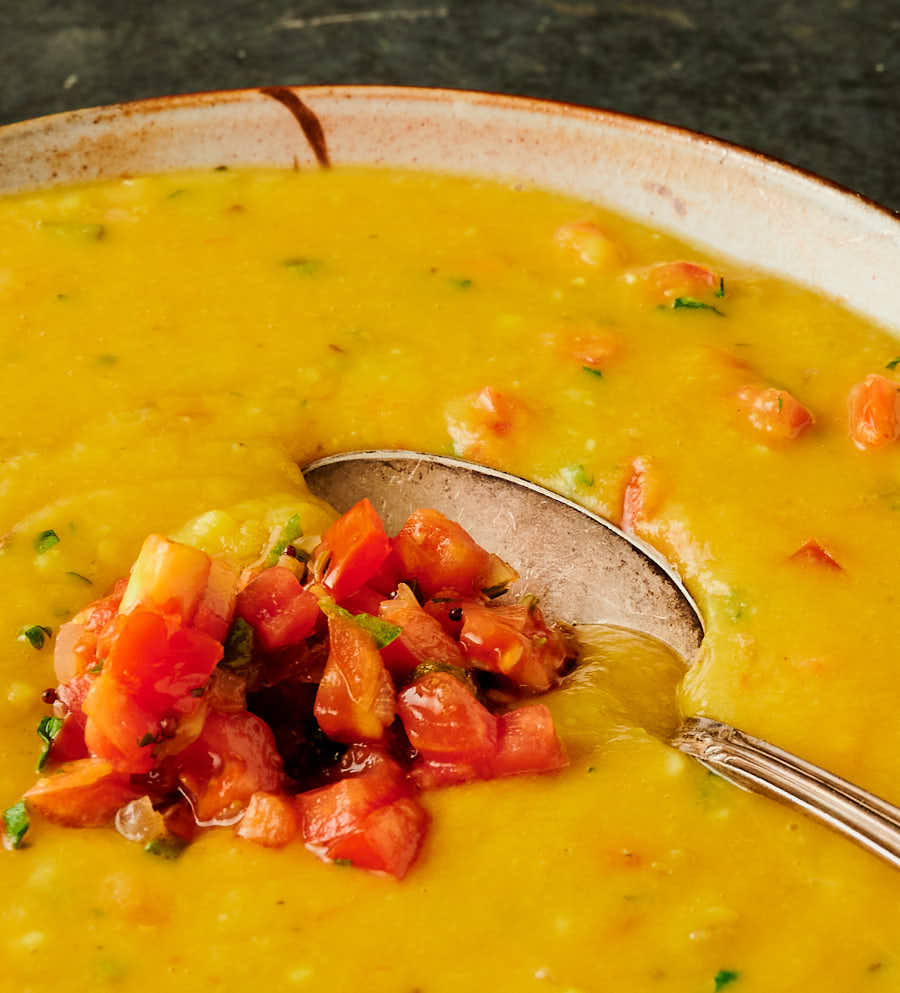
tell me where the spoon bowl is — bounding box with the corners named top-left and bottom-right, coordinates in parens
top-left (304, 449), bottom-right (900, 870)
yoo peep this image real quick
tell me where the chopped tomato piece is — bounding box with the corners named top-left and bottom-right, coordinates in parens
top-left (393, 508), bottom-right (493, 599)
top-left (326, 797), bottom-right (428, 879)
top-left (643, 260), bottom-right (719, 303)
top-left (236, 566), bottom-right (320, 652)
top-left (235, 791), bottom-right (299, 847)
top-left (340, 584), bottom-right (386, 617)
top-left (554, 220), bottom-right (624, 267)
top-left (459, 602), bottom-right (567, 692)
top-left (790, 540), bottom-right (842, 572)
top-left (367, 549), bottom-right (403, 596)
top-left (409, 756), bottom-right (483, 790)
top-left (848, 373), bottom-right (900, 450)
top-left (54, 586), bottom-right (124, 683)
top-left (423, 593), bottom-right (469, 638)
top-left (379, 583), bottom-right (465, 678)
top-left (620, 456), bottom-right (663, 532)
top-left (563, 324), bottom-right (622, 369)
top-left (83, 609), bottom-right (222, 772)
top-left (296, 761), bottom-right (410, 851)
top-left (445, 386), bottom-right (529, 460)
top-left (492, 705), bottom-right (568, 777)
top-left (178, 710), bottom-right (283, 822)
top-left (313, 614), bottom-right (395, 742)
top-left (192, 558), bottom-right (238, 642)
top-left (397, 671), bottom-right (497, 774)
top-left (24, 758), bottom-right (138, 827)
top-left (736, 385), bottom-right (814, 440)
top-left (319, 498), bottom-right (392, 602)
top-left (118, 534), bottom-right (211, 621)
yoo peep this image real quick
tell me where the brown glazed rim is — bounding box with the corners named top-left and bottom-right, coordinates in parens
top-left (4, 83), bottom-right (898, 226)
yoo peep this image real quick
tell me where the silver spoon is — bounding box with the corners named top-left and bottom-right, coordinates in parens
top-left (303, 449), bottom-right (900, 871)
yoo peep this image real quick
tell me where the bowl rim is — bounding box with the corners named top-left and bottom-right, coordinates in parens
top-left (4, 82), bottom-right (898, 228)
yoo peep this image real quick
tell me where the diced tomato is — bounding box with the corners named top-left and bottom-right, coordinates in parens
top-left (736, 385), bottom-right (814, 441)
top-left (459, 602), bottom-right (567, 692)
top-left (24, 758), bottom-right (139, 827)
top-left (367, 548), bottom-right (403, 596)
top-left (492, 705), bottom-right (568, 778)
top-left (119, 534), bottom-right (211, 622)
top-left (379, 583), bottom-right (465, 678)
top-left (554, 220), bottom-right (624, 267)
top-left (178, 710), bottom-right (283, 822)
top-left (47, 675), bottom-right (91, 764)
top-left (326, 797), bottom-right (428, 879)
top-left (296, 761), bottom-right (410, 851)
top-left (620, 456), bottom-right (663, 532)
top-left (397, 671), bottom-right (497, 774)
top-left (790, 539), bottom-right (843, 572)
top-left (564, 325), bottom-right (622, 369)
top-left (54, 587), bottom-right (124, 683)
top-left (192, 558), bottom-right (238, 642)
top-left (409, 756), bottom-right (483, 790)
top-left (236, 566), bottom-right (320, 652)
top-left (82, 609), bottom-right (222, 772)
top-left (235, 791), bottom-right (299, 847)
top-left (423, 593), bottom-right (469, 638)
top-left (313, 615), bottom-right (395, 742)
top-left (340, 584), bottom-right (386, 617)
top-left (445, 385), bottom-right (530, 461)
top-left (848, 373), bottom-right (900, 450)
top-left (319, 498), bottom-right (392, 602)
top-left (393, 508), bottom-right (493, 599)
top-left (643, 260), bottom-right (720, 303)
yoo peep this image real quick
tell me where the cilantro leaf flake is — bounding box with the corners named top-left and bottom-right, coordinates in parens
top-left (18, 625), bottom-right (52, 650)
top-left (36, 715), bottom-right (64, 771)
top-left (34, 529), bottom-right (60, 553)
top-left (714, 969), bottom-right (740, 990)
top-left (4, 801), bottom-right (29, 849)
top-left (221, 617), bottom-right (255, 670)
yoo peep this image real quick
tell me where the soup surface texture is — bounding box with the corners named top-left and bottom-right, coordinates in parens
top-left (0, 167), bottom-right (898, 992)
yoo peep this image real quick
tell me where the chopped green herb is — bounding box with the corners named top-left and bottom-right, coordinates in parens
top-left (65, 571), bottom-right (93, 585)
top-left (886, 358), bottom-right (900, 371)
top-left (166, 188), bottom-right (188, 199)
top-left (332, 857), bottom-right (353, 867)
top-left (87, 660), bottom-right (104, 674)
top-left (715, 276), bottom-right (726, 298)
top-left (40, 221), bottom-right (106, 240)
top-left (777, 395), bottom-right (783, 412)
top-left (4, 801), bottom-right (28, 849)
top-left (481, 582), bottom-right (510, 600)
top-left (450, 277), bottom-right (473, 289)
top-left (582, 366), bottom-right (603, 379)
top-left (189, 686), bottom-right (206, 698)
top-left (95, 353), bottom-right (118, 366)
top-left (263, 514), bottom-right (303, 568)
top-left (319, 600), bottom-right (402, 649)
top-left (56, 292), bottom-right (69, 301)
top-left (221, 618), bottom-right (255, 670)
top-left (137, 731), bottom-right (161, 748)
top-left (145, 836), bottom-right (187, 859)
top-left (34, 529), bottom-right (60, 553)
top-left (562, 463), bottom-right (594, 488)
top-left (36, 715), bottom-right (64, 771)
top-left (667, 297), bottom-right (725, 316)
top-left (714, 969), bottom-right (740, 990)
top-left (587, 766), bottom-right (597, 773)
top-left (282, 257), bottom-right (323, 276)
top-left (18, 625), bottom-right (52, 650)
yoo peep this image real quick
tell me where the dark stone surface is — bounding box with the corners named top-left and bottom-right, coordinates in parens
top-left (1, 0), bottom-right (898, 212)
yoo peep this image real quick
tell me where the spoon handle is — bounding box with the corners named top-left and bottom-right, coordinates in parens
top-left (672, 716), bottom-right (900, 870)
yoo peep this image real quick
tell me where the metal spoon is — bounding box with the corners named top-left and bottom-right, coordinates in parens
top-left (303, 449), bottom-right (900, 870)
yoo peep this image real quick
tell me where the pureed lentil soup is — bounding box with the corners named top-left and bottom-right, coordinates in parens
top-left (0, 166), bottom-right (898, 992)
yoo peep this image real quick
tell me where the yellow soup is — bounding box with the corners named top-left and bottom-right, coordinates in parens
top-left (0, 167), bottom-right (898, 992)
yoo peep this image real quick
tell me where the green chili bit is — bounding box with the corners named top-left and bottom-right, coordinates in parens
top-left (18, 625), bottom-right (52, 650)
top-left (34, 529), bottom-right (60, 553)
top-left (263, 514), bottom-right (303, 568)
top-left (319, 599), bottom-right (402, 650)
top-left (886, 357), bottom-right (900, 370)
top-left (221, 617), bottom-right (255, 670)
top-left (4, 801), bottom-right (29, 848)
top-left (145, 836), bottom-right (188, 859)
top-left (36, 715), bottom-right (65, 771)
top-left (714, 968), bottom-right (740, 990)
top-left (582, 366), bottom-right (603, 379)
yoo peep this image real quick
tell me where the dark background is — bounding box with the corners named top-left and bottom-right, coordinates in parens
top-left (1, 0), bottom-right (898, 212)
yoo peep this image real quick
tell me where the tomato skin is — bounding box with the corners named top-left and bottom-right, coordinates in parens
top-left (790, 539), bottom-right (842, 571)
top-left (236, 566), bottom-right (320, 652)
top-left (24, 758), bottom-right (138, 827)
top-left (459, 603), bottom-right (567, 692)
top-left (326, 797), bottom-right (428, 879)
top-left (397, 671), bottom-right (497, 773)
top-left (736, 385), bottom-right (814, 440)
top-left (313, 615), bottom-right (396, 743)
top-left (320, 498), bottom-right (392, 602)
top-left (296, 761), bottom-right (410, 850)
top-left (235, 791), bottom-right (299, 847)
top-left (379, 584), bottom-right (465, 678)
top-left (848, 373), bottom-right (900, 450)
top-left (178, 710), bottom-right (283, 822)
top-left (492, 705), bottom-right (568, 778)
top-left (393, 508), bottom-right (492, 599)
